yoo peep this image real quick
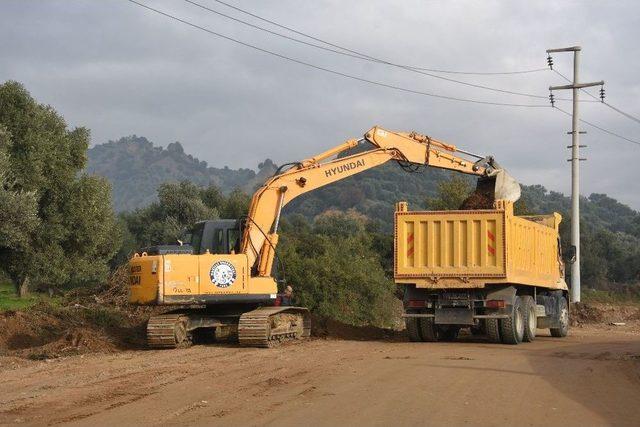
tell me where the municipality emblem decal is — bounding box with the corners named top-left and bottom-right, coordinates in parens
top-left (209, 261), bottom-right (237, 288)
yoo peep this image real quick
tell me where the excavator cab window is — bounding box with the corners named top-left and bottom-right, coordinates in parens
top-left (228, 229), bottom-right (241, 253)
top-left (213, 229), bottom-right (225, 254)
top-left (187, 223), bottom-right (205, 253)
top-left (188, 220), bottom-right (241, 255)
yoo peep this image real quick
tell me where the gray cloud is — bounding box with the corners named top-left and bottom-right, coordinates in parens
top-left (1, 0), bottom-right (639, 208)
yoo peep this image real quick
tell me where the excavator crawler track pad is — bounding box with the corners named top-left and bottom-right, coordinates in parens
top-left (147, 313), bottom-right (191, 349)
top-left (238, 306), bottom-right (311, 348)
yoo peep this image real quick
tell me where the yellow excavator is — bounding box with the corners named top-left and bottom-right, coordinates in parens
top-left (128, 126), bottom-right (520, 348)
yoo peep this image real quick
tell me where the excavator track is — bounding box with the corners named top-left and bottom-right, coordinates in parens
top-left (238, 306), bottom-right (311, 348)
top-left (146, 313), bottom-right (191, 349)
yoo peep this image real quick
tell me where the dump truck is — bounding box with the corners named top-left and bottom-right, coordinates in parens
top-left (395, 199), bottom-right (572, 344)
top-left (129, 126), bottom-right (521, 348)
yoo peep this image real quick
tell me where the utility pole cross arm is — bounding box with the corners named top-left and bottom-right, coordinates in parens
top-left (550, 81), bottom-right (605, 91)
top-left (546, 46), bottom-right (581, 53)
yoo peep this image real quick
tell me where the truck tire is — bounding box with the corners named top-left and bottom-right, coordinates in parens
top-left (500, 296), bottom-right (525, 345)
top-left (521, 295), bottom-right (537, 342)
top-left (550, 296), bottom-right (569, 337)
top-left (485, 318), bottom-right (501, 343)
top-left (419, 317), bottom-right (438, 342)
top-left (438, 326), bottom-right (460, 342)
top-left (405, 317), bottom-right (422, 342)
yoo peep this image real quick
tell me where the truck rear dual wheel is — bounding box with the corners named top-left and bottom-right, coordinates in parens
top-left (500, 296), bottom-right (525, 345)
top-left (405, 316), bottom-right (438, 342)
top-left (419, 317), bottom-right (438, 342)
top-left (485, 318), bottom-right (501, 343)
top-left (550, 296), bottom-right (569, 337)
top-left (522, 295), bottom-right (537, 342)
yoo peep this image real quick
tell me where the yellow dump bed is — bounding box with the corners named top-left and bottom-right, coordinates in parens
top-left (394, 201), bottom-right (567, 290)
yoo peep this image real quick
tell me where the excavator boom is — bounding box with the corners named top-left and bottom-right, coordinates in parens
top-left (241, 126), bottom-right (520, 276)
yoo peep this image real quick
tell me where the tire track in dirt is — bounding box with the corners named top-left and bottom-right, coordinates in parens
top-left (0, 327), bottom-right (638, 427)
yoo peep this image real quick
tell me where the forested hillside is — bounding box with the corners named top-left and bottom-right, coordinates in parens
top-left (87, 137), bottom-right (276, 211)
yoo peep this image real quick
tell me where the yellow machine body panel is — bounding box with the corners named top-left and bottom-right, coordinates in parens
top-left (129, 254), bottom-right (163, 304)
top-left (129, 253), bottom-right (275, 305)
top-left (394, 201), bottom-right (567, 290)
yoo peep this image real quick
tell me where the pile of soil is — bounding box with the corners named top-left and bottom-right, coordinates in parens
top-left (311, 315), bottom-right (403, 342)
top-left (571, 302), bottom-right (640, 326)
top-left (0, 268), bottom-right (153, 360)
top-left (459, 179), bottom-right (495, 210)
top-left (459, 191), bottom-right (495, 210)
top-left (0, 303), bottom-right (149, 360)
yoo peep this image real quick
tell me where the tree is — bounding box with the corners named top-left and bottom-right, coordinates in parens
top-left (279, 212), bottom-right (398, 327)
top-left (122, 181), bottom-right (218, 247)
top-left (221, 189), bottom-right (251, 218)
top-left (0, 127), bottom-right (39, 295)
top-left (0, 81), bottom-right (121, 295)
top-left (426, 176), bottom-right (473, 210)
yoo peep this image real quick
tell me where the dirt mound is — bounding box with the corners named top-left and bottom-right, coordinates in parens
top-left (311, 315), bottom-right (403, 341)
top-left (0, 300), bottom-right (149, 360)
top-left (459, 191), bottom-right (494, 210)
top-left (11, 328), bottom-right (119, 360)
top-left (571, 302), bottom-right (640, 325)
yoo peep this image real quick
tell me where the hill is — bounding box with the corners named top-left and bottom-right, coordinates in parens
top-left (87, 136), bottom-right (276, 211)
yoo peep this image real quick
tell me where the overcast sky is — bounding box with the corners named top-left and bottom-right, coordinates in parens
top-left (2, 0), bottom-right (639, 209)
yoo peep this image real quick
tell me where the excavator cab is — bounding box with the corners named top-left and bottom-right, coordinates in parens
top-left (182, 219), bottom-right (242, 255)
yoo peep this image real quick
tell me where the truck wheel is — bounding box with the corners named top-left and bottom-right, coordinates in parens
top-left (419, 317), bottom-right (438, 342)
top-left (522, 296), bottom-right (537, 342)
top-left (550, 296), bottom-right (569, 337)
top-left (438, 326), bottom-right (460, 341)
top-left (500, 296), bottom-right (525, 345)
top-left (485, 318), bottom-right (501, 343)
top-left (405, 317), bottom-right (422, 342)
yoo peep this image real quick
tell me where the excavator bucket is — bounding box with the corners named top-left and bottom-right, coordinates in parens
top-left (461, 169), bottom-right (521, 210)
top-left (466, 156), bottom-right (521, 204)
top-left (493, 168), bottom-right (521, 202)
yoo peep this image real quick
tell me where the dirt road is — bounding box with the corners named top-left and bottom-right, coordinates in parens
top-left (1, 325), bottom-right (639, 427)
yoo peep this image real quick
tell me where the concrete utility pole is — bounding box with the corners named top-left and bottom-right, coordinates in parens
top-left (547, 46), bottom-right (604, 303)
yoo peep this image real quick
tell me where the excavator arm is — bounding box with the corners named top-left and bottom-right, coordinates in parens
top-left (241, 126), bottom-right (520, 277)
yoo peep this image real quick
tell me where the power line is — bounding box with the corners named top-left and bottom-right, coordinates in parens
top-left (185, 0), bottom-right (554, 100)
top-left (554, 69), bottom-right (640, 125)
top-left (554, 105), bottom-right (640, 146)
top-left (128, 0), bottom-right (549, 108)
top-left (210, 0), bottom-right (548, 76)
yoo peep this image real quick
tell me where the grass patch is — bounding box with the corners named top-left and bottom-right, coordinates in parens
top-left (582, 287), bottom-right (640, 305)
top-left (0, 282), bottom-right (62, 312)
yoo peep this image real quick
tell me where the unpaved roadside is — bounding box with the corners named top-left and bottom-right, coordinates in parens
top-left (0, 325), bottom-right (639, 427)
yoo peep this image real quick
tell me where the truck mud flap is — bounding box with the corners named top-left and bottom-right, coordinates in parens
top-left (435, 308), bottom-right (474, 325)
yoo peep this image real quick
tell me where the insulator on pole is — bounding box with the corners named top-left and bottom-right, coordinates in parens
top-left (547, 54), bottom-right (554, 70)
top-left (549, 91), bottom-right (555, 107)
top-left (599, 85), bottom-right (605, 102)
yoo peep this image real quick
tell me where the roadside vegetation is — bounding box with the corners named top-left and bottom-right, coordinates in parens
top-left (581, 287), bottom-right (640, 305)
top-left (1, 79), bottom-right (639, 357)
top-left (0, 281), bottom-right (61, 311)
